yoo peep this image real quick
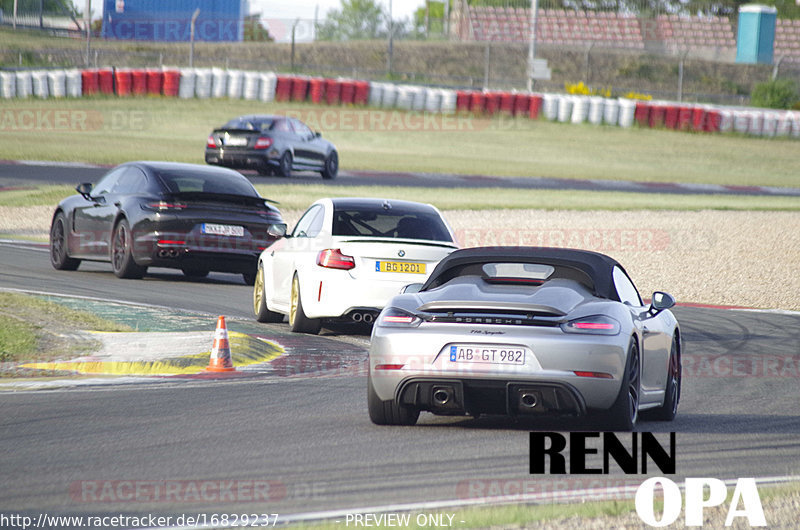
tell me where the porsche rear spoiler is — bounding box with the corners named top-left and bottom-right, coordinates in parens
top-left (168, 191), bottom-right (279, 208)
top-left (417, 300), bottom-right (567, 317)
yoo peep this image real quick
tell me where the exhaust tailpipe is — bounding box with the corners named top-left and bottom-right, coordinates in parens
top-left (157, 249), bottom-right (169, 259)
top-left (352, 313), bottom-right (363, 322)
top-left (362, 313), bottom-right (374, 324)
top-left (520, 393), bottom-right (538, 409)
top-left (432, 388), bottom-right (451, 406)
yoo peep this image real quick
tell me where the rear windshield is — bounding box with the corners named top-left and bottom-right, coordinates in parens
top-left (222, 117), bottom-right (275, 131)
top-left (154, 169), bottom-right (258, 197)
top-left (333, 206), bottom-right (452, 242)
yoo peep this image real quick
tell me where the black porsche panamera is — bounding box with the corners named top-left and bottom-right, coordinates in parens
top-left (49, 161), bottom-right (287, 285)
top-left (205, 114), bottom-right (339, 179)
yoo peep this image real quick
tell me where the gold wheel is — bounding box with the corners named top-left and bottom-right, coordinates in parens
top-left (253, 267), bottom-right (264, 316)
top-left (289, 275), bottom-right (299, 327)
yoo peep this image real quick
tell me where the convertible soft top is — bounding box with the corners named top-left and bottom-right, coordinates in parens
top-left (420, 246), bottom-right (626, 300)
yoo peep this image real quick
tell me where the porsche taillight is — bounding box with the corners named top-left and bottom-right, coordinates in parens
top-left (207, 135), bottom-right (217, 148)
top-left (377, 307), bottom-right (422, 328)
top-left (560, 315), bottom-right (620, 335)
top-left (316, 249), bottom-right (355, 270)
top-left (144, 201), bottom-right (187, 211)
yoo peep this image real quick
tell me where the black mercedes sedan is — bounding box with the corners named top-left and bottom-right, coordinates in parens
top-left (49, 161), bottom-right (287, 284)
top-left (205, 114), bottom-right (338, 179)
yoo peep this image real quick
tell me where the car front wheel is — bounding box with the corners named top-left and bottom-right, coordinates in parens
top-left (321, 151), bottom-right (338, 180)
top-left (644, 335), bottom-right (681, 421)
top-left (50, 212), bottom-right (80, 271)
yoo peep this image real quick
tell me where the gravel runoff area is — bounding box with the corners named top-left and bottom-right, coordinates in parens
top-left (2, 206), bottom-right (798, 311)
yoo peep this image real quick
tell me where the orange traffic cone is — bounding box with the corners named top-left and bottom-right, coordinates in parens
top-left (206, 316), bottom-right (235, 372)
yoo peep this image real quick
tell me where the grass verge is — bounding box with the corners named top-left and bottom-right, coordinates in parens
top-left (0, 98), bottom-right (798, 187)
top-left (289, 481), bottom-right (800, 529)
top-left (1, 184), bottom-right (798, 213)
top-left (0, 292), bottom-right (132, 364)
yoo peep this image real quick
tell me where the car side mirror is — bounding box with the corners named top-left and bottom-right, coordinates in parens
top-left (401, 283), bottom-right (423, 294)
top-left (315, 131), bottom-right (321, 138)
top-left (76, 182), bottom-right (93, 200)
top-left (267, 223), bottom-right (287, 238)
top-left (651, 291), bottom-right (676, 314)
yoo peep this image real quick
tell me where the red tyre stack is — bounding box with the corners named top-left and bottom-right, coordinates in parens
top-left (291, 77), bottom-right (308, 102)
top-left (692, 107), bottom-right (707, 132)
top-left (162, 70), bottom-right (180, 97)
top-left (484, 92), bottom-right (499, 116)
top-left (704, 110), bottom-right (721, 133)
top-left (456, 91), bottom-right (471, 113)
top-left (81, 69), bottom-right (99, 95)
top-left (131, 70), bottom-right (147, 95)
top-left (146, 70), bottom-right (163, 95)
top-left (513, 94), bottom-right (531, 117)
top-left (324, 79), bottom-right (341, 105)
top-left (499, 92), bottom-right (514, 115)
top-left (97, 69), bottom-right (114, 95)
top-left (354, 81), bottom-right (369, 106)
top-left (634, 102), bottom-right (650, 127)
top-left (649, 104), bottom-right (665, 128)
top-left (274, 76), bottom-right (292, 102)
top-left (529, 95), bottom-right (543, 119)
top-left (114, 69), bottom-right (131, 96)
top-left (678, 106), bottom-right (693, 130)
top-left (664, 105), bottom-right (679, 129)
top-left (308, 78), bottom-right (325, 104)
top-left (469, 92), bottom-right (485, 114)
top-left (339, 80), bottom-right (356, 105)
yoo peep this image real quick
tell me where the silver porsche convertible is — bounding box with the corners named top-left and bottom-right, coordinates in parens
top-left (367, 247), bottom-right (681, 430)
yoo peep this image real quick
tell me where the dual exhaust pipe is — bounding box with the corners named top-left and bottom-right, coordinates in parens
top-left (157, 248), bottom-right (180, 259)
top-left (351, 312), bottom-right (375, 324)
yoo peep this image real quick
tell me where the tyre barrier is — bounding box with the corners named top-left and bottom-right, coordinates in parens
top-left (114, 68), bottom-right (132, 96)
top-left (2, 65), bottom-right (796, 140)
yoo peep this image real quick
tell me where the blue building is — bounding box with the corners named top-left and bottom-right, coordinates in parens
top-left (101, 0), bottom-right (246, 42)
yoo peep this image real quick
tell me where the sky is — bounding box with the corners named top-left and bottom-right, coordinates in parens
top-left (75, 0), bottom-right (420, 22)
top-left (252, 0), bottom-right (419, 21)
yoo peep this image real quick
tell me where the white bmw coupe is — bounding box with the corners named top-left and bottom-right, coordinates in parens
top-left (253, 197), bottom-right (459, 334)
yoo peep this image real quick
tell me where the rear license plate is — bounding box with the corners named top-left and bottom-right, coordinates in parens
top-left (375, 261), bottom-right (426, 274)
top-left (449, 345), bottom-right (526, 365)
top-left (224, 136), bottom-right (248, 147)
top-left (202, 223), bottom-right (244, 237)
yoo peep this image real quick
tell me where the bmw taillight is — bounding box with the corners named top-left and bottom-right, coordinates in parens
top-left (316, 249), bottom-right (355, 270)
top-left (377, 307), bottom-right (422, 328)
top-left (560, 315), bottom-right (620, 335)
top-left (207, 135), bottom-right (217, 148)
top-left (254, 137), bottom-right (273, 150)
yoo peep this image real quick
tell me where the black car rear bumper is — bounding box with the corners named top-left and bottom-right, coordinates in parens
top-left (205, 149), bottom-right (278, 171)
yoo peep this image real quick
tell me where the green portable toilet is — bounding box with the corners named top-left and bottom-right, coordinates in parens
top-left (736, 4), bottom-right (778, 64)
